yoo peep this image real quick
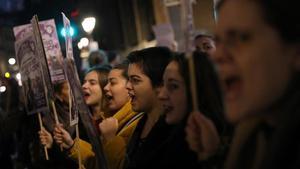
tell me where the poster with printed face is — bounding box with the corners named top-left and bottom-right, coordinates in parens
top-left (62, 14), bottom-right (107, 168)
top-left (62, 13), bottom-right (79, 126)
top-left (13, 18), bottom-right (65, 84)
top-left (63, 58), bottom-right (81, 126)
top-left (31, 15), bottom-right (55, 99)
top-left (15, 32), bottom-right (49, 115)
top-left (69, 91), bottom-right (80, 126)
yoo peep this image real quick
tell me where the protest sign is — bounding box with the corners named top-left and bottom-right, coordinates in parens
top-left (14, 19), bottom-right (65, 83)
top-left (62, 13), bottom-right (108, 169)
top-left (15, 32), bottom-right (49, 115)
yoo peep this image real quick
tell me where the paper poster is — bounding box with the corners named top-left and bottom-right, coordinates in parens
top-left (62, 13), bottom-right (79, 126)
top-left (63, 55), bottom-right (108, 169)
top-left (181, 0), bottom-right (195, 54)
top-left (69, 91), bottom-right (79, 126)
top-left (152, 23), bottom-right (176, 50)
top-left (164, 0), bottom-right (180, 7)
top-left (62, 15), bottom-right (107, 168)
top-left (62, 13), bottom-right (74, 60)
top-left (31, 16), bottom-right (55, 99)
top-left (63, 58), bottom-right (82, 126)
top-left (15, 32), bottom-right (49, 115)
top-left (13, 18), bottom-right (65, 83)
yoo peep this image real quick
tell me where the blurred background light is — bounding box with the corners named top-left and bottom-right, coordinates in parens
top-left (60, 26), bottom-right (75, 37)
top-left (8, 58), bottom-right (16, 65)
top-left (4, 72), bottom-right (10, 78)
top-left (0, 86), bottom-right (6, 93)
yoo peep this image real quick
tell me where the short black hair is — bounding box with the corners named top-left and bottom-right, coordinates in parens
top-left (127, 47), bottom-right (172, 88)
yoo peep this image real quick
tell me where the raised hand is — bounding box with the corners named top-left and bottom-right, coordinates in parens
top-left (39, 127), bottom-right (53, 149)
top-left (99, 117), bottom-right (118, 142)
top-left (185, 112), bottom-right (220, 160)
top-left (53, 124), bottom-right (74, 149)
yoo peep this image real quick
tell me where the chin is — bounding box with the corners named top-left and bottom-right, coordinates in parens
top-left (131, 105), bottom-right (140, 112)
top-left (226, 103), bottom-right (255, 124)
top-left (225, 104), bottom-right (244, 124)
top-left (165, 116), bottom-right (171, 124)
top-left (165, 115), bottom-right (177, 125)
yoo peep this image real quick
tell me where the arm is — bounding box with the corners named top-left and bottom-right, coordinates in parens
top-left (52, 124), bottom-right (96, 165)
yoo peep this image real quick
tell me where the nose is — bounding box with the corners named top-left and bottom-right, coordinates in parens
top-left (158, 86), bottom-right (168, 100)
top-left (214, 41), bottom-right (233, 66)
top-left (126, 80), bottom-right (133, 91)
top-left (82, 81), bottom-right (88, 90)
top-left (104, 83), bottom-right (110, 93)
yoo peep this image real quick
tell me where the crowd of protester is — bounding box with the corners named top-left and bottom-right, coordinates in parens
top-left (1, 0), bottom-right (299, 169)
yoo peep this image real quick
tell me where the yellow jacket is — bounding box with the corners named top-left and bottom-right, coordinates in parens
top-left (68, 101), bottom-right (143, 169)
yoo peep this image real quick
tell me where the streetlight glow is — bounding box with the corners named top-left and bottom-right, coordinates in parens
top-left (78, 41), bottom-right (83, 49)
top-left (16, 73), bottom-right (21, 80)
top-left (80, 37), bottom-right (89, 47)
top-left (81, 17), bottom-right (96, 34)
top-left (78, 37), bottom-right (90, 50)
top-left (0, 86), bottom-right (6, 93)
top-left (8, 58), bottom-right (16, 65)
top-left (4, 72), bottom-right (10, 78)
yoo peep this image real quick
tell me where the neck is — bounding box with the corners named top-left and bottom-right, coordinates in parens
top-left (141, 99), bottom-right (162, 138)
top-left (91, 104), bottom-right (101, 118)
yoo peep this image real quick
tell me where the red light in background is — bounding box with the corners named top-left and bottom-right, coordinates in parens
top-left (71, 9), bottom-right (79, 17)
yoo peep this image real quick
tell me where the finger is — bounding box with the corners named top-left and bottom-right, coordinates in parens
top-left (54, 127), bottom-right (62, 134)
top-left (53, 134), bottom-right (63, 141)
top-left (192, 112), bottom-right (207, 130)
top-left (187, 113), bottom-right (199, 133)
top-left (194, 113), bottom-right (218, 134)
top-left (54, 137), bottom-right (63, 143)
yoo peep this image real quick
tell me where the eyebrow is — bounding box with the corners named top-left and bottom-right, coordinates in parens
top-left (167, 78), bottom-right (182, 83)
top-left (129, 75), bottom-right (141, 79)
top-left (108, 77), bottom-right (117, 81)
top-left (87, 79), bottom-right (98, 83)
top-left (226, 29), bottom-right (238, 38)
top-left (215, 29), bottom-right (244, 42)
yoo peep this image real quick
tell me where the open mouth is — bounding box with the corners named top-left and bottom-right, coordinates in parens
top-left (223, 75), bottom-right (242, 100)
top-left (83, 92), bottom-right (90, 99)
top-left (128, 92), bottom-right (136, 102)
top-left (105, 94), bottom-right (113, 101)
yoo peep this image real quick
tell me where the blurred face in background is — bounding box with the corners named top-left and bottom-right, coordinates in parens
top-left (104, 69), bottom-right (130, 112)
top-left (158, 61), bottom-right (187, 124)
top-left (127, 63), bottom-right (158, 113)
top-left (82, 71), bottom-right (103, 107)
top-left (56, 81), bottom-right (70, 104)
top-left (214, 0), bottom-right (299, 123)
top-left (195, 36), bottom-right (216, 58)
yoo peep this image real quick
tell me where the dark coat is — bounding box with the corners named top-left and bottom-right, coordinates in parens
top-left (124, 115), bottom-right (199, 169)
top-left (225, 77), bottom-right (300, 169)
